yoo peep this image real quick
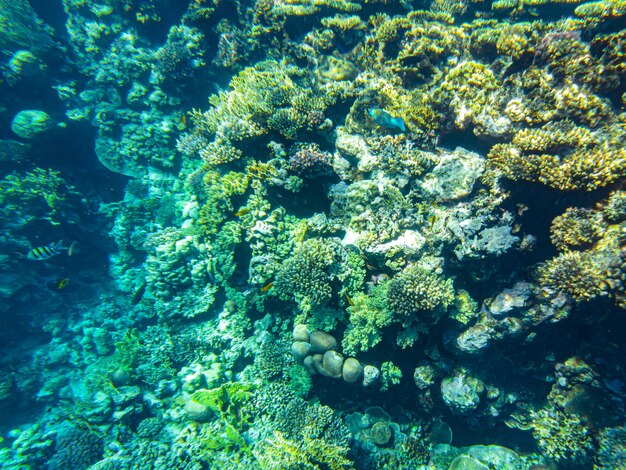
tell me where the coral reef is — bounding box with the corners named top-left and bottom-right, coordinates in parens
top-left (2, 0), bottom-right (626, 469)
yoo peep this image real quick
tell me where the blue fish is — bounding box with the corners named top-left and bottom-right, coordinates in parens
top-left (369, 108), bottom-right (406, 132)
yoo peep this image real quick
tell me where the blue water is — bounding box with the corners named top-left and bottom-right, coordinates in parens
top-left (1, 1), bottom-right (625, 469)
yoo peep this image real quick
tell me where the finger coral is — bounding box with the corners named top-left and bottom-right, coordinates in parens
top-left (387, 265), bottom-right (455, 324)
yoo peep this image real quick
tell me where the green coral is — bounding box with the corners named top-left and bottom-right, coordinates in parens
top-left (387, 265), bottom-right (455, 324)
top-left (342, 282), bottom-right (393, 355)
top-left (0, 168), bottom-right (82, 228)
top-left (275, 237), bottom-right (364, 313)
top-left (191, 382), bottom-right (255, 431)
top-left (285, 365), bottom-right (313, 399)
top-left (380, 361), bottom-right (403, 391)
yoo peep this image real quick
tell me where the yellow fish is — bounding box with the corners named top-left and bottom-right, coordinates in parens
top-left (261, 281), bottom-right (274, 292)
top-left (57, 278), bottom-right (70, 290)
top-left (234, 208), bottom-right (250, 217)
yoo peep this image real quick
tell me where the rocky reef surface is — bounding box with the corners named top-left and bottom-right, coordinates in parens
top-left (0, 0), bottom-right (625, 468)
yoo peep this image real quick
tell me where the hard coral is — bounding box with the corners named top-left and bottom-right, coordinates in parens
top-left (488, 120), bottom-right (626, 191)
top-left (537, 250), bottom-right (604, 302)
top-left (288, 143), bottom-right (333, 177)
top-left (275, 238), bottom-right (339, 312)
top-left (387, 265), bottom-right (454, 324)
top-left (550, 207), bottom-right (605, 251)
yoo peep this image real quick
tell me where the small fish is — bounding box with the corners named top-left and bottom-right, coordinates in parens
top-left (261, 281), bottom-right (274, 292)
top-left (344, 292), bottom-right (355, 306)
top-left (429, 214), bottom-right (438, 230)
top-left (177, 114), bottom-right (187, 131)
top-left (234, 208), bottom-right (250, 217)
top-left (516, 203), bottom-right (529, 216)
top-left (57, 278), bottom-right (70, 289)
top-left (512, 224), bottom-right (521, 234)
top-left (369, 108), bottom-right (406, 132)
top-left (131, 282), bottom-right (147, 305)
top-left (68, 241), bottom-right (79, 256)
top-left (27, 241), bottom-right (68, 261)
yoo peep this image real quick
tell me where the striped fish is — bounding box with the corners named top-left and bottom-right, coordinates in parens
top-left (27, 241), bottom-right (67, 261)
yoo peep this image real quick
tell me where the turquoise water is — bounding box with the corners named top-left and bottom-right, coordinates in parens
top-left (0, 0), bottom-right (625, 468)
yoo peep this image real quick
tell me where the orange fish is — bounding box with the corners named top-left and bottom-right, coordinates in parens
top-left (261, 281), bottom-right (274, 292)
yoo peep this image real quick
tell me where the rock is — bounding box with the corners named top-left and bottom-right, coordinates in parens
top-left (184, 400), bottom-right (212, 422)
top-left (311, 354), bottom-right (324, 375)
top-left (456, 324), bottom-right (494, 354)
top-left (465, 445), bottom-right (523, 469)
top-left (414, 364), bottom-right (437, 389)
top-left (111, 368), bottom-right (132, 387)
top-left (417, 148), bottom-right (485, 202)
top-left (293, 324), bottom-right (309, 342)
top-left (320, 350), bottom-right (344, 379)
top-left (11, 110), bottom-right (55, 139)
top-left (429, 420), bottom-right (453, 445)
top-left (487, 282), bottom-right (531, 317)
top-left (363, 365), bottom-right (380, 387)
top-left (309, 331), bottom-right (337, 354)
top-left (342, 358), bottom-right (364, 383)
top-left (291, 341), bottom-right (311, 363)
top-left (303, 355), bottom-right (317, 375)
top-left (441, 372), bottom-right (484, 415)
top-left (448, 455), bottom-right (489, 470)
top-left (0, 139), bottom-right (30, 162)
top-left (368, 421), bottom-right (393, 446)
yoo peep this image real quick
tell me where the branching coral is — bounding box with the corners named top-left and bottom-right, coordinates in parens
top-left (254, 431), bottom-right (353, 469)
top-left (530, 407), bottom-right (594, 465)
top-left (550, 207), bottom-right (605, 251)
top-left (275, 237), bottom-right (364, 313)
top-left (387, 265), bottom-right (454, 324)
top-left (342, 282), bottom-right (393, 355)
top-left (537, 250), bottom-right (605, 302)
top-left (0, 168), bottom-right (84, 228)
top-left (190, 60), bottom-right (337, 143)
top-left (488, 120), bottom-right (626, 191)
